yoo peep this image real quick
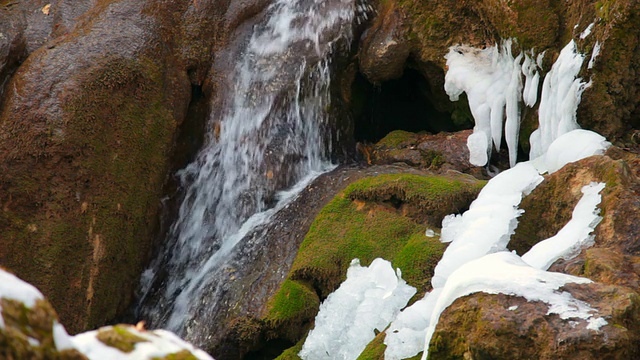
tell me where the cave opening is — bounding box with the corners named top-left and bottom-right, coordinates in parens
top-left (351, 67), bottom-right (473, 145)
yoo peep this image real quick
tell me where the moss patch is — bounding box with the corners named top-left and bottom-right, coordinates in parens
top-left (96, 325), bottom-right (148, 353)
top-left (376, 130), bottom-right (418, 148)
top-left (152, 350), bottom-right (198, 360)
top-left (259, 173), bottom-right (484, 357)
top-left (266, 279), bottom-right (320, 327)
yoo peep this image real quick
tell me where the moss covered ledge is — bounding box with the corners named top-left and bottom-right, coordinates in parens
top-left (258, 172), bottom-right (485, 358)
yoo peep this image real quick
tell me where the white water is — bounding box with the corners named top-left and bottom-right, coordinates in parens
top-left (138, 0), bottom-right (367, 335)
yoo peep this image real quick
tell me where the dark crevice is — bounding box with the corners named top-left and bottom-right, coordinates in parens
top-left (351, 68), bottom-right (468, 144)
top-left (244, 339), bottom-right (295, 360)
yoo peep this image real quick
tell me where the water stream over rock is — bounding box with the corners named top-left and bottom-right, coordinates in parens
top-left (136, 0), bottom-right (369, 347)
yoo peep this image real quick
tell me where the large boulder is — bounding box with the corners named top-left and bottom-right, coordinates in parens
top-left (429, 149), bottom-right (640, 359)
top-left (357, 0), bottom-right (640, 145)
top-left (0, 0), bottom-right (195, 332)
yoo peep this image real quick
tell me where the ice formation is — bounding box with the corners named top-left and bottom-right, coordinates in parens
top-left (384, 131), bottom-right (609, 359)
top-left (588, 41), bottom-right (601, 69)
top-left (299, 258), bottom-right (416, 360)
top-left (433, 161), bottom-right (544, 286)
top-left (522, 182), bottom-right (605, 270)
top-left (421, 251), bottom-right (606, 359)
top-left (538, 129), bottom-right (610, 174)
top-left (530, 40), bottom-right (591, 159)
top-left (444, 40), bottom-right (526, 167)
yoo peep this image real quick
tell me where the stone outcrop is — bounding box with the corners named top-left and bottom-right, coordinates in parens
top-left (357, 0), bottom-right (640, 146)
top-left (0, 0), bottom-right (204, 333)
top-left (429, 150), bottom-right (640, 359)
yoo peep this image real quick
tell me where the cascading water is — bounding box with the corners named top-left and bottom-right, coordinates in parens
top-left (136, 0), bottom-right (369, 344)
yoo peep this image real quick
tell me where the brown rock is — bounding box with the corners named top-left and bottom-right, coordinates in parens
top-left (432, 150), bottom-right (640, 358)
top-left (0, 0), bottom-right (194, 333)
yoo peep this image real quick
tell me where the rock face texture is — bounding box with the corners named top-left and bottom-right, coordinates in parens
top-left (1, 0), bottom-right (640, 358)
top-left (0, 0), bottom-right (198, 333)
top-left (429, 151), bottom-right (640, 359)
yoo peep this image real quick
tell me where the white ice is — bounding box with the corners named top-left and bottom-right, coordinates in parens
top-left (580, 23), bottom-right (595, 39)
top-left (588, 41), bottom-right (601, 69)
top-left (299, 258), bottom-right (416, 360)
top-left (444, 40), bottom-right (526, 167)
top-left (385, 128), bottom-right (611, 359)
top-left (433, 161), bottom-right (543, 287)
top-left (421, 252), bottom-right (606, 360)
top-left (539, 129), bottom-right (610, 174)
top-left (530, 40), bottom-right (590, 159)
top-left (522, 182), bottom-right (605, 270)
top-left (72, 327), bottom-right (214, 360)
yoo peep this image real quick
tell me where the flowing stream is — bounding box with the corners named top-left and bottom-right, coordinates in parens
top-left (137, 0), bottom-right (368, 342)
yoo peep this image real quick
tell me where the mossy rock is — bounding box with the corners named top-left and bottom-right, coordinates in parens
top-left (376, 130), bottom-right (419, 148)
top-left (96, 325), bottom-right (148, 353)
top-left (0, 297), bottom-right (88, 360)
top-left (261, 173), bottom-right (484, 356)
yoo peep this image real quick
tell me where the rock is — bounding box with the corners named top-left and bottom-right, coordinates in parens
top-left (430, 150), bottom-right (640, 358)
top-left (240, 170), bottom-right (485, 359)
top-left (370, 130), bottom-right (489, 179)
top-left (1, 267), bottom-right (212, 359)
top-left (358, 0), bottom-right (411, 83)
top-left (357, 0), bottom-right (640, 147)
top-left (0, 0), bottom-right (192, 333)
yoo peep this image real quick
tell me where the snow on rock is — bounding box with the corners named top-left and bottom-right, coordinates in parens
top-left (422, 252), bottom-right (607, 359)
top-left (0, 268), bottom-right (45, 329)
top-left (541, 129), bottom-right (611, 174)
top-left (529, 40), bottom-right (591, 159)
top-left (0, 268), bottom-right (214, 359)
top-left (433, 162), bottom-right (543, 287)
top-left (299, 258), bottom-right (416, 360)
top-left (522, 182), bottom-right (605, 270)
top-left (72, 326), bottom-right (214, 360)
top-left (444, 40), bottom-right (526, 167)
top-left (385, 131), bottom-right (610, 360)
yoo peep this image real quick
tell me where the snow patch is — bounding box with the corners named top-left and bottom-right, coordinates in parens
top-left (0, 269), bottom-right (45, 329)
top-left (523, 182), bottom-right (605, 270)
top-left (588, 41), bottom-right (601, 69)
top-left (580, 23), bottom-right (595, 39)
top-left (299, 258), bottom-right (416, 360)
top-left (72, 327), bottom-right (214, 360)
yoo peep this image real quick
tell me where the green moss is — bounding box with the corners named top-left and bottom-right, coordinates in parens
top-left (266, 279), bottom-right (320, 326)
top-left (275, 338), bottom-right (304, 360)
top-left (357, 331), bottom-right (386, 360)
top-left (152, 350), bottom-right (198, 360)
top-left (376, 130), bottom-right (417, 148)
top-left (96, 325), bottom-right (148, 353)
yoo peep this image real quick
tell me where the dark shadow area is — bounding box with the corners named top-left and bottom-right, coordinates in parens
top-left (244, 339), bottom-right (295, 360)
top-left (351, 68), bottom-right (460, 144)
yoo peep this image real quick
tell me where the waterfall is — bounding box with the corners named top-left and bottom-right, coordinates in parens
top-left (136, 0), bottom-right (366, 340)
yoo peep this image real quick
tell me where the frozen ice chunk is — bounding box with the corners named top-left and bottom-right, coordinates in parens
top-left (421, 252), bottom-right (605, 359)
top-left (444, 40), bottom-right (523, 167)
top-left (523, 182), bottom-right (605, 270)
top-left (299, 258), bottom-right (416, 360)
top-left (434, 162), bottom-right (543, 287)
top-left (543, 129), bottom-right (610, 173)
top-left (530, 41), bottom-right (590, 159)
